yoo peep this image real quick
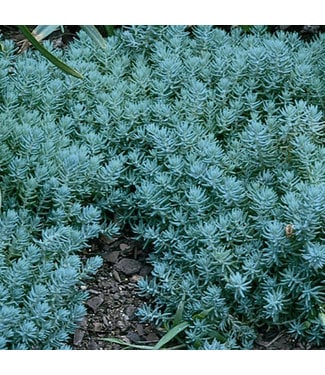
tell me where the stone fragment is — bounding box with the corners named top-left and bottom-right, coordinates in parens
top-left (109, 284), bottom-right (119, 293)
top-left (99, 279), bottom-right (111, 289)
top-left (115, 258), bottom-right (141, 276)
top-left (125, 305), bottom-right (136, 318)
top-left (118, 320), bottom-right (131, 332)
top-left (102, 250), bottom-right (120, 263)
top-left (102, 316), bottom-right (110, 327)
top-left (86, 295), bottom-right (104, 313)
top-left (130, 274), bottom-right (143, 283)
top-left (79, 317), bottom-right (88, 329)
top-left (145, 332), bottom-right (160, 343)
top-left (93, 322), bottom-right (105, 332)
top-left (135, 323), bottom-right (144, 336)
top-left (99, 233), bottom-right (118, 245)
top-left (139, 264), bottom-right (153, 277)
top-left (73, 329), bottom-right (85, 346)
top-left (88, 340), bottom-right (99, 350)
top-left (127, 332), bottom-right (141, 344)
top-left (112, 269), bottom-right (122, 282)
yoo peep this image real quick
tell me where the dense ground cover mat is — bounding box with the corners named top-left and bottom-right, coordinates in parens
top-left (0, 26), bottom-right (324, 349)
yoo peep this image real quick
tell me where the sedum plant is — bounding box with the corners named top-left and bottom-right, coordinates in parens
top-left (0, 25), bottom-right (324, 349)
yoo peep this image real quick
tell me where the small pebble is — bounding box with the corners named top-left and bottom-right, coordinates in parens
top-left (112, 269), bottom-right (122, 282)
top-left (88, 340), bottom-right (99, 350)
top-left (102, 316), bottom-right (110, 327)
top-left (119, 243), bottom-right (130, 252)
top-left (145, 332), bottom-right (160, 343)
top-left (125, 306), bottom-right (136, 318)
top-left (135, 324), bottom-right (144, 336)
top-left (126, 332), bottom-right (141, 344)
top-left (93, 322), bottom-right (105, 332)
top-left (102, 251), bottom-right (120, 264)
top-left (117, 320), bottom-right (130, 332)
top-left (115, 258), bottom-right (141, 276)
top-left (113, 293), bottom-right (120, 301)
top-left (130, 274), bottom-right (143, 283)
top-left (73, 329), bottom-right (85, 346)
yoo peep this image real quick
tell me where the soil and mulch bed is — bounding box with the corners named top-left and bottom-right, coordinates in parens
top-left (70, 232), bottom-right (165, 350)
top-left (71, 231), bottom-right (325, 350)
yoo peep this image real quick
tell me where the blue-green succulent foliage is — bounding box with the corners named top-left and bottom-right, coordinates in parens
top-left (0, 26), bottom-right (324, 349)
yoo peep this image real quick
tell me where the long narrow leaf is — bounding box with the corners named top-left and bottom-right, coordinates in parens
top-left (99, 337), bottom-right (154, 350)
top-left (173, 294), bottom-right (186, 326)
top-left (104, 25), bottom-right (115, 36)
top-left (17, 25), bottom-right (83, 79)
top-left (100, 322), bottom-right (189, 350)
top-left (80, 25), bottom-right (107, 50)
top-left (32, 25), bottom-right (61, 41)
top-left (192, 307), bottom-right (214, 320)
top-left (153, 321), bottom-right (189, 350)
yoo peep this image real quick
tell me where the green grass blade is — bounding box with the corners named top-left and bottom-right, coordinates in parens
top-left (17, 25), bottom-right (83, 79)
top-left (319, 311), bottom-right (325, 326)
top-left (80, 25), bottom-right (107, 50)
top-left (192, 307), bottom-right (214, 320)
top-left (101, 322), bottom-right (189, 350)
top-left (163, 344), bottom-right (186, 349)
top-left (190, 307), bottom-right (224, 341)
top-left (173, 294), bottom-right (186, 326)
top-left (99, 337), bottom-right (154, 349)
top-left (104, 25), bottom-right (115, 36)
top-left (239, 25), bottom-right (252, 32)
top-left (153, 321), bottom-right (189, 350)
